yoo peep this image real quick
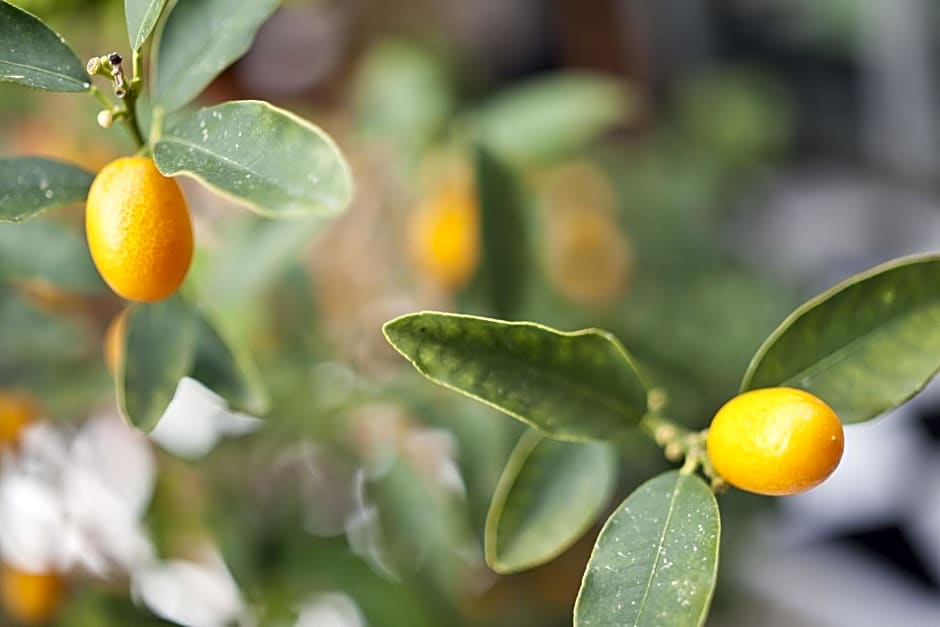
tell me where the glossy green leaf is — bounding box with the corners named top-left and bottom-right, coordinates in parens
top-left (574, 471), bottom-right (720, 627)
top-left (0, 157), bottom-right (94, 223)
top-left (118, 297), bottom-right (197, 431)
top-left (126, 0), bottom-right (169, 50)
top-left (191, 312), bottom-right (268, 415)
top-left (153, 100), bottom-right (353, 218)
top-left (478, 73), bottom-right (633, 164)
top-left (0, 219), bottom-right (104, 293)
top-left (383, 312), bottom-right (648, 442)
top-left (742, 254), bottom-right (940, 423)
top-left (0, 1), bottom-right (90, 92)
top-left (485, 430), bottom-right (617, 573)
top-left (152, 0), bottom-right (279, 112)
top-left (472, 145), bottom-right (529, 318)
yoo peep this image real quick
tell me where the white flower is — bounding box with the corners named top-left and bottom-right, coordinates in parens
top-left (295, 592), bottom-right (365, 627)
top-left (149, 377), bottom-right (264, 460)
top-left (131, 544), bottom-right (246, 627)
top-left (0, 415), bottom-right (155, 577)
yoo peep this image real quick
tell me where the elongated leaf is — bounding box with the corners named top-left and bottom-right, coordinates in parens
top-left (0, 1), bottom-right (89, 92)
top-left (153, 100), bottom-right (353, 218)
top-left (191, 312), bottom-right (268, 415)
top-left (478, 73), bottom-right (633, 164)
top-left (485, 430), bottom-right (617, 573)
top-left (0, 220), bottom-right (104, 293)
top-left (742, 254), bottom-right (940, 424)
top-left (152, 0), bottom-right (279, 112)
top-left (472, 145), bottom-right (528, 318)
top-left (126, 0), bottom-right (169, 50)
top-left (118, 297), bottom-right (198, 431)
top-left (574, 471), bottom-right (720, 627)
top-left (0, 157), bottom-right (94, 223)
top-left (383, 312), bottom-right (647, 442)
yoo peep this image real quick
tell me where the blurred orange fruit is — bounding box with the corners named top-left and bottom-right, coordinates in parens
top-left (0, 564), bottom-right (62, 625)
top-left (103, 309), bottom-right (129, 376)
top-left (408, 178), bottom-right (480, 290)
top-left (0, 391), bottom-right (39, 446)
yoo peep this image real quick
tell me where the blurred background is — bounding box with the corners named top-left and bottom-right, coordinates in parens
top-left (1, 0), bottom-right (940, 625)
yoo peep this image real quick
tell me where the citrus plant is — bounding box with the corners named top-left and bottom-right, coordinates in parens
top-left (0, 0), bottom-right (352, 430)
top-left (384, 251), bottom-right (940, 625)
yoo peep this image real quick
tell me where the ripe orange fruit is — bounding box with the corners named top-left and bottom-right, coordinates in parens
top-left (706, 387), bottom-right (844, 496)
top-left (103, 309), bottom-right (129, 376)
top-left (408, 177), bottom-right (480, 290)
top-left (0, 564), bottom-right (62, 625)
top-left (85, 157), bottom-right (193, 302)
top-left (0, 391), bottom-right (39, 446)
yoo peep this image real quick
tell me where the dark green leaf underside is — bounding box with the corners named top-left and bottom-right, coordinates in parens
top-left (486, 430), bottom-right (618, 573)
top-left (575, 471), bottom-right (720, 627)
top-left (118, 297), bottom-right (197, 432)
top-left (0, 157), bottom-right (94, 222)
top-left (742, 254), bottom-right (940, 424)
top-left (0, 1), bottom-right (89, 92)
top-left (383, 312), bottom-right (648, 442)
top-left (153, 100), bottom-right (353, 218)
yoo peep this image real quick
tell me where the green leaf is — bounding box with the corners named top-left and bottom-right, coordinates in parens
top-left (117, 296), bottom-right (269, 430)
top-left (485, 430), bottom-right (617, 573)
top-left (477, 73), bottom-right (633, 164)
top-left (574, 471), bottom-right (720, 627)
top-left (742, 254), bottom-right (940, 424)
top-left (152, 0), bottom-right (279, 112)
top-left (0, 157), bottom-right (94, 223)
top-left (353, 38), bottom-right (454, 160)
top-left (118, 297), bottom-right (197, 431)
top-left (472, 145), bottom-right (529, 318)
top-left (0, 219), bottom-right (104, 293)
top-left (0, 1), bottom-right (90, 92)
top-left (153, 100), bottom-right (353, 218)
top-left (383, 312), bottom-right (648, 442)
top-left (191, 312), bottom-right (268, 415)
top-left (126, 0), bottom-right (169, 50)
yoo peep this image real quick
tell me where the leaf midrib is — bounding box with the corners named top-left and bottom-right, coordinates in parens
top-left (764, 300), bottom-right (940, 389)
top-left (632, 474), bottom-right (682, 626)
top-left (0, 58), bottom-right (87, 89)
top-left (413, 334), bottom-right (640, 428)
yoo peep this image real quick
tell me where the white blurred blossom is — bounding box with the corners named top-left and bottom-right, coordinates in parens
top-left (131, 544), bottom-right (247, 627)
top-left (149, 377), bottom-right (264, 460)
top-left (0, 415), bottom-right (155, 577)
top-left (295, 592), bottom-right (365, 627)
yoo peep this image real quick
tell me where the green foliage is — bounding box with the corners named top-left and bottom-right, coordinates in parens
top-left (118, 295), bottom-right (267, 430)
top-left (153, 100), bottom-right (353, 217)
top-left (0, 219), bottom-right (103, 293)
top-left (151, 0), bottom-right (280, 112)
top-left (383, 312), bottom-right (648, 442)
top-left (0, 1), bottom-right (89, 92)
top-left (485, 430), bottom-right (617, 573)
top-left (574, 471), bottom-right (720, 627)
top-left (125, 0), bottom-right (169, 51)
top-left (477, 73), bottom-right (634, 164)
top-left (472, 145), bottom-right (530, 319)
top-left (0, 157), bottom-right (94, 222)
top-left (118, 297), bottom-right (198, 431)
top-left (743, 254), bottom-right (940, 423)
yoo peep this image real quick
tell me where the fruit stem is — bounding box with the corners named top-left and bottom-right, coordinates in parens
top-left (640, 411), bottom-right (725, 489)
